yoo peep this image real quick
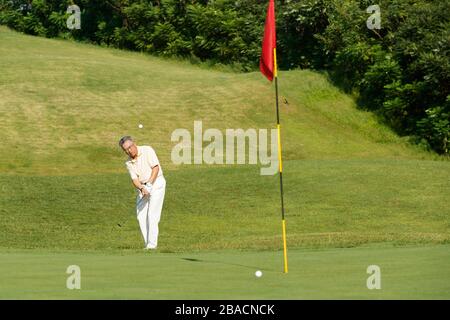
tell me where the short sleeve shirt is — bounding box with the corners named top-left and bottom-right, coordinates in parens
top-left (125, 146), bottom-right (163, 183)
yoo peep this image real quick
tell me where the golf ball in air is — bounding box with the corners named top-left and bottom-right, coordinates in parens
top-left (255, 270), bottom-right (262, 278)
top-left (138, 124), bottom-right (143, 129)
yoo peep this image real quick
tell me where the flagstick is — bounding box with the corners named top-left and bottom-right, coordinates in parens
top-left (273, 47), bottom-right (288, 274)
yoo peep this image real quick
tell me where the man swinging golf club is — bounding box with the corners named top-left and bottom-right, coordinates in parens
top-left (119, 136), bottom-right (166, 250)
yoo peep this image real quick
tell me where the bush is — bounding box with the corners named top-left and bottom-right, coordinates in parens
top-left (317, 0), bottom-right (449, 155)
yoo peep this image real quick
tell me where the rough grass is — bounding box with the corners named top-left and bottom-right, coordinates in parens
top-left (0, 159), bottom-right (448, 252)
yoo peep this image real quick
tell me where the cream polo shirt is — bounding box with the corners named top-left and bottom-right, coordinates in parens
top-left (125, 146), bottom-right (163, 183)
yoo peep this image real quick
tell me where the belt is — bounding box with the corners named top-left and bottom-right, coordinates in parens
top-left (143, 175), bottom-right (164, 186)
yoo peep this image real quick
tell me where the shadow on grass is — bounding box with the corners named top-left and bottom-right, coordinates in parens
top-left (181, 257), bottom-right (274, 271)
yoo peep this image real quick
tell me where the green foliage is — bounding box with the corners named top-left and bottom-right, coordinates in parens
top-left (416, 103), bottom-right (450, 154)
top-left (277, 0), bottom-right (329, 69)
top-left (317, 0), bottom-right (450, 155)
top-left (360, 52), bottom-right (402, 111)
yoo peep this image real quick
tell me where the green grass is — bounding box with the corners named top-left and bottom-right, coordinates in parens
top-left (0, 26), bottom-right (441, 176)
top-left (0, 26), bottom-right (449, 299)
top-left (0, 159), bottom-right (449, 252)
top-left (0, 26), bottom-right (448, 252)
top-left (1, 245), bottom-right (449, 299)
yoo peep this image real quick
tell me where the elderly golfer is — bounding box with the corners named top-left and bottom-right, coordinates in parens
top-left (119, 136), bottom-right (166, 250)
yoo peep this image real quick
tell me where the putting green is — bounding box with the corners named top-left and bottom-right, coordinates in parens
top-left (1, 244), bottom-right (449, 299)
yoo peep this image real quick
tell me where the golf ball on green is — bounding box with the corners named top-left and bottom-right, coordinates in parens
top-left (138, 124), bottom-right (143, 129)
top-left (255, 270), bottom-right (262, 277)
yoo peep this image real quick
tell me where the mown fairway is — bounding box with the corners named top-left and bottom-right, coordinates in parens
top-left (0, 26), bottom-right (449, 299)
top-left (1, 245), bottom-right (449, 299)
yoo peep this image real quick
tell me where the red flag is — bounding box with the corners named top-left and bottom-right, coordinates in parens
top-left (260, 0), bottom-right (276, 81)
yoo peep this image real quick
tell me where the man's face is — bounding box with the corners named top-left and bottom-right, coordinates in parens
top-left (122, 140), bottom-right (138, 158)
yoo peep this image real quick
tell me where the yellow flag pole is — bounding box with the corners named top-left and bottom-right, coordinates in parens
top-left (273, 47), bottom-right (288, 273)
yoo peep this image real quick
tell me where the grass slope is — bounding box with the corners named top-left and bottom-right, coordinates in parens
top-left (0, 26), bottom-right (449, 253)
top-left (0, 26), bottom-right (440, 176)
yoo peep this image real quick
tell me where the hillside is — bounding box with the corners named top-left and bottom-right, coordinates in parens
top-left (0, 26), bottom-right (448, 252)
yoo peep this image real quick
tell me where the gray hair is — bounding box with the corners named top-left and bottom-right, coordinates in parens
top-left (119, 136), bottom-right (133, 148)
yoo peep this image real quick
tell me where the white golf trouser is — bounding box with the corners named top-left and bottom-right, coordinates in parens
top-left (136, 176), bottom-right (166, 248)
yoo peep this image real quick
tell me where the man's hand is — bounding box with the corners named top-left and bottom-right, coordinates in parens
top-left (141, 187), bottom-right (150, 197)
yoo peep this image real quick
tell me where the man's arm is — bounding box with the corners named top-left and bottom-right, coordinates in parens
top-left (147, 165), bottom-right (159, 185)
top-left (131, 178), bottom-right (147, 195)
top-left (132, 165), bottom-right (159, 196)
